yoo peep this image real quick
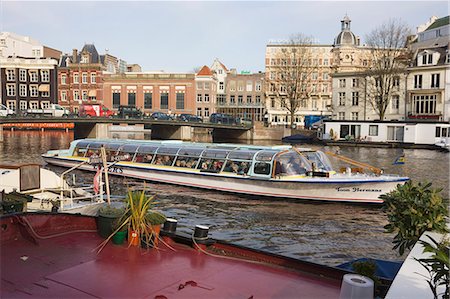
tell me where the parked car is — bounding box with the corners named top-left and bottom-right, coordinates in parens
top-left (209, 113), bottom-right (237, 125)
top-left (150, 112), bottom-right (171, 120)
top-left (117, 105), bottom-right (143, 119)
top-left (177, 114), bottom-right (203, 123)
top-left (0, 104), bottom-right (14, 117)
top-left (23, 104), bottom-right (70, 117)
top-left (78, 104), bottom-right (114, 117)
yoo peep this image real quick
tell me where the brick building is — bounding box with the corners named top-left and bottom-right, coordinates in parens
top-left (195, 65), bottom-right (217, 119)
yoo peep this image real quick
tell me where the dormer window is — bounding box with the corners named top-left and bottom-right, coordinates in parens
top-left (81, 55), bottom-right (88, 63)
top-left (446, 53), bottom-right (450, 64)
top-left (421, 52), bottom-right (433, 65)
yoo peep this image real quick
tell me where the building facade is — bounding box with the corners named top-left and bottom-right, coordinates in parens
top-left (195, 65), bottom-right (217, 120)
top-left (217, 71), bottom-right (265, 122)
top-left (102, 72), bottom-right (196, 116)
top-left (58, 44), bottom-right (116, 112)
top-left (407, 16), bottom-right (449, 121)
top-left (0, 57), bottom-right (58, 112)
top-left (0, 32), bottom-right (61, 59)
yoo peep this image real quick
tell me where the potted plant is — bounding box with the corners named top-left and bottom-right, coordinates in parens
top-left (97, 205), bottom-right (126, 238)
top-left (143, 211), bottom-right (167, 248)
top-left (111, 220), bottom-right (127, 245)
top-left (1, 190), bottom-right (32, 214)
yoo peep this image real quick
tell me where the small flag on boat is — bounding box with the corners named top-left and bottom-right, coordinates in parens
top-left (393, 154), bottom-right (405, 165)
top-left (93, 167), bottom-right (101, 194)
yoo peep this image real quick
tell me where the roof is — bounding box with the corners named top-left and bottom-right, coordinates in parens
top-left (81, 44), bottom-right (100, 63)
top-left (425, 16), bottom-right (449, 31)
top-left (197, 65), bottom-right (213, 76)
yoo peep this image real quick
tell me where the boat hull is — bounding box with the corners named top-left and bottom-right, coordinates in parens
top-left (43, 155), bottom-right (407, 204)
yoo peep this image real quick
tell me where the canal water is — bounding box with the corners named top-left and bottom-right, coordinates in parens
top-left (1, 130), bottom-right (448, 266)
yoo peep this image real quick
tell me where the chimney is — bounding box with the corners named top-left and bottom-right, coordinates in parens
top-left (72, 49), bottom-right (78, 62)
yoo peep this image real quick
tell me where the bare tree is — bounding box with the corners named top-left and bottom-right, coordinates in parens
top-left (266, 34), bottom-right (319, 129)
top-left (364, 19), bottom-right (412, 120)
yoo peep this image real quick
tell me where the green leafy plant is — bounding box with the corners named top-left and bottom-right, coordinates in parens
top-left (381, 181), bottom-right (448, 256)
top-left (98, 205), bottom-right (125, 217)
top-left (352, 259), bottom-right (380, 287)
top-left (415, 236), bottom-right (449, 299)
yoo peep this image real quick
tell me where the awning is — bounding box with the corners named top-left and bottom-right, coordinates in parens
top-left (38, 84), bottom-right (50, 92)
top-left (88, 90), bottom-right (97, 97)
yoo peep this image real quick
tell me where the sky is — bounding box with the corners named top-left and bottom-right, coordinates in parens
top-left (1, 1), bottom-right (448, 73)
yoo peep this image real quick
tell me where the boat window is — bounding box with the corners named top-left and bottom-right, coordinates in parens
top-left (134, 153), bottom-right (154, 164)
top-left (302, 151), bottom-right (333, 172)
top-left (274, 151), bottom-right (311, 176)
top-left (113, 144), bottom-right (139, 162)
top-left (253, 162), bottom-right (271, 175)
top-left (222, 160), bottom-right (251, 174)
top-left (255, 151), bottom-right (278, 162)
top-left (197, 158), bottom-right (224, 172)
top-left (137, 145), bottom-right (158, 154)
top-left (177, 147), bottom-right (204, 157)
top-left (74, 147), bottom-right (87, 157)
top-left (121, 144), bottom-right (140, 154)
top-left (227, 150), bottom-right (258, 160)
top-left (75, 141), bottom-right (91, 149)
top-left (105, 143), bottom-right (124, 151)
top-left (153, 155), bottom-right (175, 166)
top-left (87, 142), bottom-right (104, 150)
top-left (157, 147), bottom-right (180, 155)
top-left (202, 150), bottom-right (230, 159)
top-left (85, 148), bottom-right (101, 158)
top-left (173, 157), bottom-right (198, 168)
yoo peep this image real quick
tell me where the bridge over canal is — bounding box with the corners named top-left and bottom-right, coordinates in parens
top-left (0, 117), bottom-right (254, 142)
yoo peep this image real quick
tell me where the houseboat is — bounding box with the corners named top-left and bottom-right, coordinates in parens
top-left (42, 139), bottom-right (409, 204)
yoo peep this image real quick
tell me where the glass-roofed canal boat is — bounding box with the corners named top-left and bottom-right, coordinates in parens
top-left (42, 139), bottom-right (409, 204)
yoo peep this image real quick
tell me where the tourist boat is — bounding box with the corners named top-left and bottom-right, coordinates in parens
top-left (0, 163), bottom-right (104, 215)
top-left (42, 139), bottom-right (409, 204)
top-left (1, 213), bottom-right (385, 298)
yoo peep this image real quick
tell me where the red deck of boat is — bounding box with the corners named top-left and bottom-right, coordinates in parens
top-left (1, 214), bottom-right (342, 298)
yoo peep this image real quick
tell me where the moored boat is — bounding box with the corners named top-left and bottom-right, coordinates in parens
top-left (42, 139), bottom-right (409, 204)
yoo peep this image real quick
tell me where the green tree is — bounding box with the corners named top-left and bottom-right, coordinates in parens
top-left (381, 181), bottom-right (448, 256)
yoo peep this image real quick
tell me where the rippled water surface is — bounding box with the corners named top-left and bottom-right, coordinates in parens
top-left (1, 130), bottom-right (448, 266)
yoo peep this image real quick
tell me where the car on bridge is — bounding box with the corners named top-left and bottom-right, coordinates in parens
top-left (78, 104), bottom-right (114, 118)
top-left (117, 105), bottom-right (143, 119)
top-left (150, 112), bottom-right (171, 120)
top-left (177, 114), bottom-right (203, 123)
top-left (210, 113), bottom-right (237, 125)
top-left (0, 104), bottom-right (14, 117)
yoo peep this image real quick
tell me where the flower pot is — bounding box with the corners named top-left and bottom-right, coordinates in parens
top-left (128, 230), bottom-right (139, 246)
top-left (97, 215), bottom-right (119, 238)
top-left (150, 225), bottom-right (161, 247)
top-left (2, 202), bottom-right (24, 214)
top-left (112, 230), bottom-right (127, 245)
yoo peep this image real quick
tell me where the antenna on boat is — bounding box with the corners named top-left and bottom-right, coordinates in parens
top-left (100, 146), bottom-right (111, 204)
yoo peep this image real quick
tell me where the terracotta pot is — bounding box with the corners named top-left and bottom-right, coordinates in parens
top-left (149, 225), bottom-right (161, 247)
top-left (128, 230), bottom-right (139, 246)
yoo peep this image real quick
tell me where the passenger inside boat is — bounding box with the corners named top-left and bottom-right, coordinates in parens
top-left (275, 152), bottom-right (311, 176)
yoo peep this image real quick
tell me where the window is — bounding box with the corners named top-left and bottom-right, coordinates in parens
top-left (230, 81), bottom-right (236, 91)
top-left (431, 74), bottom-right (440, 88)
top-left (30, 85), bottom-right (38, 97)
top-left (230, 95), bottom-right (235, 104)
top-left (387, 126), bottom-right (404, 142)
top-left (176, 92), bottom-right (184, 109)
top-left (204, 94), bottom-right (210, 102)
top-left (446, 53), bottom-right (450, 64)
top-left (82, 90), bottom-right (88, 101)
top-left (197, 94), bottom-right (202, 102)
top-left (91, 73), bottom-right (96, 83)
top-left (312, 84), bottom-right (317, 93)
top-left (255, 95), bottom-right (261, 103)
top-left (217, 94), bottom-right (226, 105)
top-left (254, 162), bottom-right (271, 175)
top-left (19, 101), bottom-right (27, 110)
top-left (238, 81), bottom-right (244, 91)
top-left (246, 81), bottom-right (253, 92)
top-left (160, 92), bottom-right (169, 109)
top-left (19, 69), bottom-right (26, 82)
top-left (41, 89), bottom-right (49, 97)
top-left (218, 69), bottom-right (223, 74)
top-left (369, 125), bottom-right (378, 136)
top-left (351, 112), bottom-right (358, 120)
top-left (352, 78), bottom-right (359, 87)
top-left (204, 82), bottom-right (210, 90)
top-left (196, 82), bottom-right (203, 90)
top-left (6, 69), bottom-right (16, 81)
top-left (74, 90), bottom-right (80, 101)
top-left (81, 55), bottom-right (88, 63)
top-left (339, 79), bottom-right (346, 88)
top-left (144, 92), bottom-right (152, 109)
top-left (238, 95), bottom-right (243, 104)
top-left (322, 84), bottom-right (328, 93)
top-left (112, 92), bottom-right (120, 108)
top-left (29, 101), bottom-right (39, 109)
top-left (271, 98), bottom-right (275, 108)
top-left (82, 73), bottom-right (88, 84)
top-left (6, 84), bottom-right (16, 96)
top-left (414, 75), bottom-right (422, 88)
top-left (392, 95), bottom-right (400, 110)
top-left (41, 101), bottom-right (50, 109)
top-left (61, 91), bottom-right (67, 102)
top-left (219, 82), bottom-right (224, 90)
top-left (19, 84), bottom-right (26, 97)
top-left (375, 77), bottom-right (381, 87)
top-left (312, 99), bottom-right (317, 109)
top-left (338, 112), bottom-right (345, 120)
top-left (7, 100), bottom-right (17, 111)
top-left (323, 59), bottom-right (329, 65)
top-left (339, 92), bottom-right (346, 106)
top-left (312, 72), bottom-right (318, 80)
top-left (393, 76), bottom-right (400, 87)
top-left (412, 94), bottom-right (437, 115)
top-left (61, 74), bottom-right (67, 85)
top-left (128, 92), bottom-right (136, 106)
top-left (41, 70), bottom-right (49, 82)
top-left (73, 73), bottom-right (79, 84)
top-left (323, 73), bottom-right (329, 80)
top-left (29, 71), bottom-right (38, 82)
top-left (204, 107), bottom-right (210, 117)
top-left (352, 92), bottom-right (359, 106)
top-left (255, 81), bottom-right (262, 91)
top-left (197, 107), bottom-right (202, 116)
top-left (421, 53), bottom-right (433, 65)
top-left (436, 127), bottom-right (441, 137)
